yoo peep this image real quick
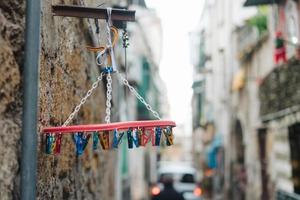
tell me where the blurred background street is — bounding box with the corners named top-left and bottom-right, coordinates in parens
top-left (1, 0), bottom-right (300, 199)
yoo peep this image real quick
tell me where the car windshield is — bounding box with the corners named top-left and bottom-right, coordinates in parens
top-left (180, 173), bottom-right (195, 183)
top-left (159, 173), bottom-right (195, 183)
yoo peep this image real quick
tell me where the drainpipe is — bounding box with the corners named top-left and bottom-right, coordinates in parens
top-left (20, 0), bottom-right (41, 199)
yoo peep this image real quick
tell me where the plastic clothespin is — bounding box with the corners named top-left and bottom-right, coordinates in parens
top-left (73, 132), bottom-right (91, 156)
top-left (127, 129), bottom-right (134, 149)
top-left (127, 129), bottom-right (140, 148)
top-left (136, 128), bottom-right (142, 146)
top-left (150, 129), bottom-right (156, 146)
top-left (54, 133), bottom-right (62, 154)
top-left (46, 133), bottom-right (55, 154)
top-left (112, 129), bottom-right (124, 148)
top-left (93, 132), bottom-right (99, 150)
top-left (163, 127), bottom-right (174, 146)
top-left (99, 131), bottom-right (110, 150)
top-left (132, 129), bottom-right (140, 148)
top-left (141, 130), bottom-right (151, 146)
top-left (155, 127), bottom-right (162, 146)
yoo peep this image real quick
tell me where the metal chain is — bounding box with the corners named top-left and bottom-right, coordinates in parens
top-left (116, 70), bottom-right (161, 120)
top-left (63, 73), bottom-right (104, 126)
top-left (105, 73), bottom-right (113, 123)
top-left (103, 13), bottom-right (115, 123)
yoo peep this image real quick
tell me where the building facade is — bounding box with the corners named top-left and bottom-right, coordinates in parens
top-left (192, 0), bottom-right (300, 199)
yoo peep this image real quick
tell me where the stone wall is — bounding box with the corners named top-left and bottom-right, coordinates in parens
top-left (0, 0), bottom-right (117, 199)
top-left (259, 59), bottom-right (300, 117)
top-left (0, 0), bottom-right (24, 199)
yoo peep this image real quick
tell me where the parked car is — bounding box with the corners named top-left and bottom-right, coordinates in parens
top-left (151, 163), bottom-right (202, 200)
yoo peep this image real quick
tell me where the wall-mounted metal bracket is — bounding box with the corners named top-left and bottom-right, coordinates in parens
top-left (52, 5), bottom-right (135, 22)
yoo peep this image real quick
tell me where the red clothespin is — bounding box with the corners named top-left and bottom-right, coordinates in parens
top-left (54, 133), bottom-right (62, 154)
top-left (141, 129), bottom-right (151, 146)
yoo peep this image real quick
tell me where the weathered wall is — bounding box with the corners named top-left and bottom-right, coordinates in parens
top-left (0, 0), bottom-right (24, 199)
top-left (0, 0), bottom-right (117, 199)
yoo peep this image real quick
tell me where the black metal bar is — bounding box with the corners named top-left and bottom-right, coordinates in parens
top-left (21, 0), bottom-right (41, 198)
top-left (52, 5), bottom-right (135, 21)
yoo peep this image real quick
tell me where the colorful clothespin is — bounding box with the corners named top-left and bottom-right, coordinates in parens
top-left (46, 133), bottom-right (56, 154)
top-left (99, 131), bottom-right (110, 150)
top-left (112, 129), bottom-right (124, 148)
top-left (141, 130), bottom-right (151, 146)
top-left (73, 132), bottom-right (91, 156)
top-left (54, 133), bottom-right (62, 154)
top-left (141, 130), bottom-right (151, 147)
top-left (127, 129), bottom-right (134, 149)
top-left (136, 128), bottom-right (142, 146)
top-left (150, 129), bottom-right (156, 146)
top-left (127, 129), bottom-right (140, 148)
top-left (155, 127), bottom-right (162, 146)
top-left (132, 129), bottom-right (140, 148)
top-left (93, 132), bottom-right (99, 150)
top-left (163, 127), bottom-right (174, 146)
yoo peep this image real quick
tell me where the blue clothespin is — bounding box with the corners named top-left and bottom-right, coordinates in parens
top-left (127, 129), bottom-right (134, 149)
top-left (112, 129), bottom-right (124, 148)
top-left (155, 127), bottom-right (162, 146)
top-left (82, 134), bottom-right (90, 150)
top-left (93, 132), bottom-right (99, 150)
top-left (73, 132), bottom-right (90, 156)
top-left (132, 129), bottom-right (140, 148)
top-left (46, 133), bottom-right (56, 154)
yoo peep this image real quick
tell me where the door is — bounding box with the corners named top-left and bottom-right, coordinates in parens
top-left (288, 123), bottom-right (300, 194)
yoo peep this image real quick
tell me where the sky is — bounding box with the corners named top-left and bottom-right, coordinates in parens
top-left (145, 0), bottom-right (203, 135)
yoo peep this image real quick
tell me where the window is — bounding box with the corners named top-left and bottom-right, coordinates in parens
top-left (181, 173), bottom-right (195, 183)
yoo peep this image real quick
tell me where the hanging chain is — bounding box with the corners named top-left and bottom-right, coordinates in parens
top-left (116, 70), bottom-right (161, 120)
top-left (63, 73), bottom-right (104, 126)
top-left (122, 29), bottom-right (129, 79)
top-left (104, 9), bottom-right (114, 123)
top-left (105, 73), bottom-right (113, 123)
